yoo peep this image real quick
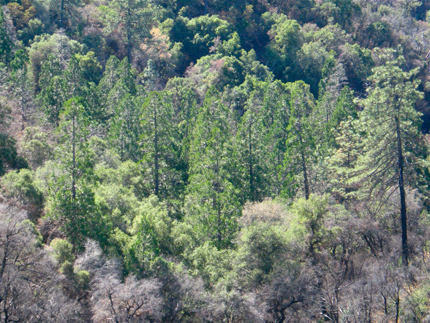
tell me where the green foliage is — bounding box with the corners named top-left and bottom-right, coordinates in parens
top-left (264, 13), bottom-right (303, 80)
top-left (109, 94), bottom-right (145, 162)
top-left (234, 223), bottom-right (289, 287)
top-left (0, 9), bottom-right (13, 64)
top-left (187, 241), bottom-right (234, 286)
top-left (1, 169), bottom-right (43, 207)
top-left (232, 98), bottom-right (270, 203)
top-left (20, 127), bottom-right (52, 167)
top-left (141, 91), bottom-right (182, 199)
top-left (74, 270), bottom-right (90, 289)
top-left (164, 14), bottom-right (233, 66)
top-left (2, 0), bottom-right (430, 318)
top-left (74, 51), bottom-right (102, 84)
top-left (0, 134), bottom-right (18, 176)
top-left (50, 238), bottom-right (75, 265)
top-left (289, 194), bottom-right (331, 253)
top-left (185, 90), bottom-right (240, 249)
top-left (283, 81), bottom-right (316, 199)
top-left (111, 195), bottom-right (172, 275)
top-left (28, 33), bottom-right (85, 88)
top-left (356, 49), bottom-right (426, 201)
top-left (98, 0), bottom-right (158, 62)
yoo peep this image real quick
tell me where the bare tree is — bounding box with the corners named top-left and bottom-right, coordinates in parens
top-left (0, 202), bottom-right (85, 322)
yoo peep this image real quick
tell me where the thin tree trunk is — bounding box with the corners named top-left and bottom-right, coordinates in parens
top-left (301, 150), bottom-right (310, 200)
top-left (72, 111), bottom-right (76, 200)
top-left (395, 116), bottom-right (408, 266)
top-left (154, 106), bottom-right (159, 196)
top-left (60, 0), bottom-right (64, 29)
top-left (216, 157), bottom-right (221, 245)
top-left (126, 2), bottom-right (132, 63)
top-left (249, 122), bottom-right (254, 201)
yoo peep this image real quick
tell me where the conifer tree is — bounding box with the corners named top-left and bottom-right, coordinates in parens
top-left (186, 90), bottom-right (240, 249)
top-left (141, 91), bottom-right (181, 199)
top-left (105, 58), bottom-right (136, 120)
top-left (326, 117), bottom-right (364, 203)
top-left (97, 55), bottom-right (121, 109)
top-left (232, 96), bottom-right (268, 203)
top-left (283, 81), bottom-right (316, 199)
top-left (259, 81), bottom-right (290, 196)
top-left (53, 98), bottom-right (110, 248)
top-left (110, 94), bottom-right (145, 162)
top-left (101, 0), bottom-right (155, 62)
top-left (10, 49), bottom-right (34, 130)
top-left (357, 49), bottom-right (426, 266)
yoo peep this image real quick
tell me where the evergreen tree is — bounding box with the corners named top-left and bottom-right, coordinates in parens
top-left (283, 81), bottom-right (316, 199)
top-left (97, 55), bottom-right (121, 105)
top-left (186, 90), bottom-right (240, 249)
top-left (63, 55), bottom-right (86, 101)
top-left (101, 0), bottom-right (156, 62)
top-left (52, 98), bottom-right (110, 248)
top-left (232, 95), bottom-right (269, 203)
top-left (10, 49), bottom-right (34, 130)
top-left (105, 58), bottom-right (136, 121)
top-left (326, 117), bottom-right (364, 203)
top-left (109, 94), bottom-right (145, 162)
top-left (356, 49), bottom-right (426, 266)
top-left (0, 9), bottom-right (12, 64)
top-left (140, 91), bottom-right (182, 199)
top-left (259, 81), bottom-right (290, 196)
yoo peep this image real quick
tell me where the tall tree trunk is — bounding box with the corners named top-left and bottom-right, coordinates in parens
top-left (72, 111), bottom-right (76, 200)
top-left (126, 2), bottom-right (132, 63)
top-left (215, 157), bottom-right (221, 245)
top-left (301, 150), bottom-right (310, 200)
top-left (60, 0), bottom-right (64, 29)
top-left (248, 123), bottom-right (254, 201)
top-left (395, 116), bottom-right (408, 266)
top-left (154, 106), bottom-right (159, 196)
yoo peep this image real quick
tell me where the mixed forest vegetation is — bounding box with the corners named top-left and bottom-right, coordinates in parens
top-left (3, 0), bottom-right (430, 321)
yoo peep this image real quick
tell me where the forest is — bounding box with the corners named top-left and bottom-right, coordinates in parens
top-left (2, 0), bottom-right (430, 321)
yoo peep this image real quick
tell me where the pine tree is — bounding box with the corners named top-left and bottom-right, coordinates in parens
top-left (185, 90), bottom-right (240, 249)
top-left (283, 81), bottom-right (316, 200)
top-left (232, 95), bottom-right (269, 203)
top-left (101, 0), bottom-right (155, 63)
top-left (140, 91), bottom-right (181, 199)
top-left (357, 48), bottom-right (426, 266)
top-left (259, 81), bottom-right (290, 196)
top-left (97, 55), bottom-right (121, 106)
top-left (10, 49), bottom-right (34, 130)
top-left (53, 98), bottom-right (110, 248)
top-left (0, 9), bottom-right (12, 64)
top-left (109, 94), bottom-right (145, 162)
top-left (326, 117), bottom-right (364, 203)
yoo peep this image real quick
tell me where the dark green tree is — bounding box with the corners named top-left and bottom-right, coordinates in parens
top-left (357, 49), bottom-right (426, 266)
top-left (283, 81), bottom-right (316, 200)
top-left (232, 96), bottom-right (269, 203)
top-left (185, 90), bottom-right (240, 249)
top-left (52, 98), bottom-right (110, 248)
top-left (109, 94), bottom-right (145, 162)
top-left (140, 91), bottom-right (182, 199)
top-left (100, 0), bottom-right (156, 62)
top-left (0, 9), bottom-right (12, 64)
top-left (260, 81), bottom-right (291, 196)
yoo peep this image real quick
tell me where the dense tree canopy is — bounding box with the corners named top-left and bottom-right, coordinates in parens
top-left (2, 0), bottom-right (430, 321)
